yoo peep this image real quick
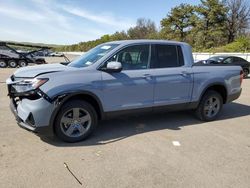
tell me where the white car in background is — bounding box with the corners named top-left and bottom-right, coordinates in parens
top-left (49, 52), bottom-right (64, 57)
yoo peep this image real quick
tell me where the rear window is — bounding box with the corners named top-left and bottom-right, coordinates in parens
top-left (233, 57), bottom-right (247, 62)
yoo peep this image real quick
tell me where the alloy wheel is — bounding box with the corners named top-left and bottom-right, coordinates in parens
top-left (60, 107), bottom-right (92, 138)
top-left (204, 97), bottom-right (220, 118)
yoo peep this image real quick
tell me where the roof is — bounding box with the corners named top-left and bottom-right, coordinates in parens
top-left (209, 55), bottom-right (231, 59)
top-left (105, 39), bottom-right (189, 46)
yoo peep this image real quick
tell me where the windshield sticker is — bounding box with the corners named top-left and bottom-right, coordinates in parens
top-left (101, 45), bottom-right (111, 50)
top-left (85, 61), bottom-right (93, 65)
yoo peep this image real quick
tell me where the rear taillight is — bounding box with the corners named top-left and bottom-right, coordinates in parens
top-left (240, 70), bottom-right (243, 85)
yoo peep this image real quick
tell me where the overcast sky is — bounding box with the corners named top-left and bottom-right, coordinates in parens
top-left (0, 0), bottom-right (199, 45)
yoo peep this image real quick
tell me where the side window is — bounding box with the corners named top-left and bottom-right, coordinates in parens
top-left (233, 57), bottom-right (246, 62)
top-left (153, 45), bottom-right (182, 68)
top-left (107, 45), bottom-right (150, 70)
top-left (223, 57), bottom-right (233, 64)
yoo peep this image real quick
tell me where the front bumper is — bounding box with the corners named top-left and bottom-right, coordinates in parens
top-left (10, 97), bottom-right (55, 135)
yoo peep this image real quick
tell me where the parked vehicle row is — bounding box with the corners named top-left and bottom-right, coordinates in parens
top-left (0, 42), bottom-right (48, 68)
top-left (6, 40), bottom-right (243, 142)
top-left (30, 51), bottom-right (64, 57)
top-left (49, 52), bottom-right (64, 57)
top-left (0, 42), bottom-right (65, 68)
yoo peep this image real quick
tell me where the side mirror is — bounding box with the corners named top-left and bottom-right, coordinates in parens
top-left (104, 61), bottom-right (122, 73)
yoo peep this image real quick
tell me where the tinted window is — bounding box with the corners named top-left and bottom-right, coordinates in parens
top-left (107, 45), bottom-right (150, 70)
top-left (208, 56), bottom-right (224, 62)
top-left (223, 57), bottom-right (234, 64)
top-left (153, 45), bottom-right (181, 68)
top-left (233, 57), bottom-right (247, 62)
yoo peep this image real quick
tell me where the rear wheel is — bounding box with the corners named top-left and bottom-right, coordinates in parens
top-left (8, 60), bottom-right (18, 68)
top-left (18, 60), bottom-right (28, 67)
top-left (54, 100), bottom-right (98, 142)
top-left (195, 90), bottom-right (223, 121)
top-left (0, 60), bottom-right (7, 68)
top-left (243, 68), bottom-right (249, 78)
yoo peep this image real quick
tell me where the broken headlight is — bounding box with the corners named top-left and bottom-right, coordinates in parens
top-left (12, 78), bottom-right (48, 93)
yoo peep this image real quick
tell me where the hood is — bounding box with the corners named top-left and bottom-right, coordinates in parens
top-left (14, 63), bottom-right (73, 78)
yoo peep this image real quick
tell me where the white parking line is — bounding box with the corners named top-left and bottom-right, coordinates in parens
top-left (172, 141), bottom-right (181, 146)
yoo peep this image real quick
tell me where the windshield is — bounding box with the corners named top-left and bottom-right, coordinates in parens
top-left (68, 43), bottom-right (119, 68)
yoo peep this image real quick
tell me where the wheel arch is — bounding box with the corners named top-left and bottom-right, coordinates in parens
top-left (49, 91), bottom-right (104, 133)
top-left (199, 83), bottom-right (228, 104)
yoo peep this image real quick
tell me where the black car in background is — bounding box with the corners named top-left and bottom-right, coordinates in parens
top-left (206, 56), bottom-right (250, 78)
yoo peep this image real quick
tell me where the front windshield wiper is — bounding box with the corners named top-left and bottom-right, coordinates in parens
top-left (60, 62), bottom-right (69, 66)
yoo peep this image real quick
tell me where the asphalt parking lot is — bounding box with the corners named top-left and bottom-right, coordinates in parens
top-left (0, 58), bottom-right (249, 188)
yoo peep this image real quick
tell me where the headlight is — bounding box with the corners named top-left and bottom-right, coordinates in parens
top-left (12, 78), bottom-right (48, 93)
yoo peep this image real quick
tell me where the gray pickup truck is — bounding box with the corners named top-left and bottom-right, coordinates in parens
top-left (6, 40), bottom-right (243, 142)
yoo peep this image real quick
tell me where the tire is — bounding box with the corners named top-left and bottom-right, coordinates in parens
top-left (0, 60), bottom-right (7, 68)
top-left (8, 60), bottom-right (18, 68)
top-left (243, 68), bottom-right (249, 79)
top-left (54, 100), bottom-right (98, 142)
top-left (18, 60), bottom-right (28, 67)
top-left (195, 90), bottom-right (223, 121)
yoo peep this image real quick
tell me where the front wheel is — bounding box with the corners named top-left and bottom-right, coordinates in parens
top-left (54, 100), bottom-right (98, 142)
top-left (195, 90), bottom-right (223, 121)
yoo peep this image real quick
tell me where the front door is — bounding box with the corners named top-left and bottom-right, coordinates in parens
top-left (100, 44), bottom-right (154, 112)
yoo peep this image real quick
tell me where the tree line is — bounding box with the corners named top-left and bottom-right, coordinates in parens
top-left (56, 0), bottom-right (250, 52)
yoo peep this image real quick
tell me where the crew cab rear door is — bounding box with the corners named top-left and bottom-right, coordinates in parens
top-left (150, 44), bottom-right (193, 107)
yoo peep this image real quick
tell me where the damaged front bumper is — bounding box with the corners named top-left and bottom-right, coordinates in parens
top-left (7, 78), bottom-right (55, 135)
top-left (10, 97), bottom-right (55, 135)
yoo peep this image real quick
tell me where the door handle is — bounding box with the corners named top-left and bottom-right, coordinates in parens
top-left (181, 71), bottom-right (191, 76)
top-left (142, 74), bottom-right (152, 79)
